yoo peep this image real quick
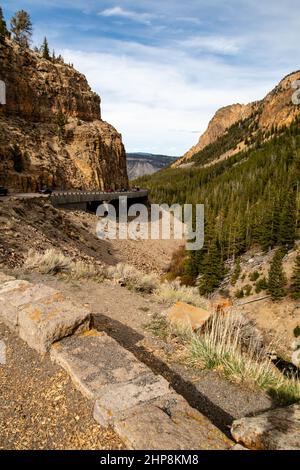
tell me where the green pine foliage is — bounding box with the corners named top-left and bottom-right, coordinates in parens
top-left (10, 10), bottom-right (32, 49)
top-left (290, 253), bottom-right (300, 299)
top-left (255, 277), bottom-right (268, 294)
top-left (267, 250), bottom-right (287, 300)
top-left (41, 37), bottom-right (50, 60)
top-left (136, 117), bottom-right (300, 296)
top-left (231, 257), bottom-right (241, 285)
top-left (0, 7), bottom-right (9, 45)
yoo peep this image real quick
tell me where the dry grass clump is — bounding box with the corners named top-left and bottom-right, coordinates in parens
top-left (23, 249), bottom-right (72, 275)
top-left (148, 309), bottom-right (300, 405)
top-left (106, 263), bottom-right (159, 293)
top-left (23, 249), bottom-right (105, 281)
top-left (154, 280), bottom-right (208, 308)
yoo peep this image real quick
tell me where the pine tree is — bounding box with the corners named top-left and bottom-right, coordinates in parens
top-left (290, 253), bottom-right (300, 299)
top-left (41, 37), bottom-right (50, 60)
top-left (0, 7), bottom-right (9, 45)
top-left (267, 249), bottom-right (287, 300)
top-left (198, 238), bottom-right (224, 295)
top-left (279, 187), bottom-right (297, 249)
top-left (10, 10), bottom-right (32, 49)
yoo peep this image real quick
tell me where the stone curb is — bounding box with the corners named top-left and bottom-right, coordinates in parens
top-left (0, 276), bottom-right (91, 353)
top-left (50, 330), bottom-right (232, 450)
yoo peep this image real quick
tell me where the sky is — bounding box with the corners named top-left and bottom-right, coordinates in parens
top-left (1, 1), bottom-right (300, 155)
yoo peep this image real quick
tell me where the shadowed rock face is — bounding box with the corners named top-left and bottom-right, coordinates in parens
top-left (231, 404), bottom-right (300, 450)
top-left (0, 40), bottom-right (128, 191)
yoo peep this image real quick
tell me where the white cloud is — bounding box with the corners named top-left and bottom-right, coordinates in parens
top-left (99, 6), bottom-right (154, 25)
top-left (179, 36), bottom-right (241, 55)
top-left (61, 43), bottom-right (276, 155)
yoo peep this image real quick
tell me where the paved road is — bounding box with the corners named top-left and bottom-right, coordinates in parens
top-left (0, 190), bottom-right (147, 203)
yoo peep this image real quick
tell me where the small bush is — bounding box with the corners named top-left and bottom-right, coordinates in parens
top-left (243, 284), bottom-right (252, 296)
top-left (231, 258), bottom-right (241, 285)
top-left (294, 326), bottom-right (300, 338)
top-left (23, 249), bottom-right (105, 280)
top-left (255, 277), bottom-right (268, 294)
top-left (24, 249), bottom-right (72, 275)
top-left (235, 288), bottom-right (244, 299)
top-left (106, 263), bottom-right (158, 293)
top-left (249, 271), bottom-right (260, 282)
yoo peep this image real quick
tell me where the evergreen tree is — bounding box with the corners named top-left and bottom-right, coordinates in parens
top-left (198, 238), bottom-right (224, 295)
top-left (0, 7), bottom-right (9, 45)
top-left (267, 250), bottom-right (287, 300)
top-left (135, 117), bottom-right (300, 295)
top-left (10, 10), bottom-right (32, 49)
top-left (231, 257), bottom-right (241, 285)
top-left (279, 187), bottom-right (297, 249)
top-left (290, 253), bottom-right (300, 299)
top-left (41, 37), bottom-right (50, 60)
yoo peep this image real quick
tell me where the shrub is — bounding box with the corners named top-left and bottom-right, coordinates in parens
top-left (249, 271), bottom-right (260, 282)
top-left (106, 263), bottom-right (158, 293)
top-left (155, 280), bottom-right (208, 308)
top-left (24, 249), bottom-right (72, 274)
top-left (294, 326), bottom-right (300, 338)
top-left (255, 277), bottom-right (268, 294)
top-left (235, 288), bottom-right (244, 299)
top-left (231, 258), bottom-right (241, 285)
top-left (23, 249), bottom-right (105, 280)
top-left (243, 284), bottom-right (252, 296)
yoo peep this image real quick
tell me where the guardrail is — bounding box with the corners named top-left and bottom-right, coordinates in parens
top-left (50, 189), bottom-right (149, 206)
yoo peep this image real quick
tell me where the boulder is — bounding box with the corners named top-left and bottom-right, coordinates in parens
top-left (114, 392), bottom-right (232, 450)
top-left (231, 404), bottom-right (300, 450)
top-left (167, 301), bottom-right (212, 330)
top-left (0, 279), bottom-right (91, 353)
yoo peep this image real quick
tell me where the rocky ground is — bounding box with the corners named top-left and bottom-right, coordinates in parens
top-left (0, 198), bottom-right (180, 274)
top-left (17, 273), bottom-right (273, 437)
top-left (0, 322), bottom-right (125, 450)
top-left (221, 246), bottom-right (300, 358)
top-left (0, 198), bottom-right (298, 449)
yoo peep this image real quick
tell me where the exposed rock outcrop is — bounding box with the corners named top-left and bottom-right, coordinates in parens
top-left (175, 70), bottom-right (300, 167)
top-left (0, 40), bottom-right (128, 191)
top-left (231, 404), bottom-right (300, 450)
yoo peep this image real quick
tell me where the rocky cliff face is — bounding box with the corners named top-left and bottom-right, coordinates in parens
top-left (0, 40), bottom-right (128, 191)
top-left (174, 70), bottom-right (300, 168)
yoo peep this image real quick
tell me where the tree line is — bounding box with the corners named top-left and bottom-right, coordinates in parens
top-left (0, 6), bottom-right (71, 65)
top-left (136, 116), bottom-right (300, 300)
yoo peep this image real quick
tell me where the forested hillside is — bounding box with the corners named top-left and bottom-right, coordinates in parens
top-left (136, 117), bottom-right (300, 295)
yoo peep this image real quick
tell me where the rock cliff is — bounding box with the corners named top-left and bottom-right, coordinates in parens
top-left (0, 40), bottom-right (128, 191)
top-left (174, 70), bottom-right (300, 167)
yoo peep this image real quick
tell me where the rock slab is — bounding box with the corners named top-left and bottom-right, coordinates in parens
top-left (51, 331), bottom-right (232, 450)
top-left (167, 301), bottom-right (212, 330)
top-left (231, 404), bottom-right (300, 450)
top-left (0, 277), bottom-right (91, 353)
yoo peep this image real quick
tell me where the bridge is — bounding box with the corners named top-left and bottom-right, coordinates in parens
top-left (50, 189), bottom-right (149, 211)
top-left (1, 189), bottom-right (149, 212)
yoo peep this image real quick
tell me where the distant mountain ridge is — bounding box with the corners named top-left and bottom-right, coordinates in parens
top-left (174, 70), bottom-right (300, 168)
top-left (127, 153), bottom-right (177, 179)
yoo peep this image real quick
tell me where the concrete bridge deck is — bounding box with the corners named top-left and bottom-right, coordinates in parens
top-left (50, 189), bottom-right (149, 211)
top-left (0, 189), bottom-right (149, 211)
top-left (50, 189), bottom-right (148, 204)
